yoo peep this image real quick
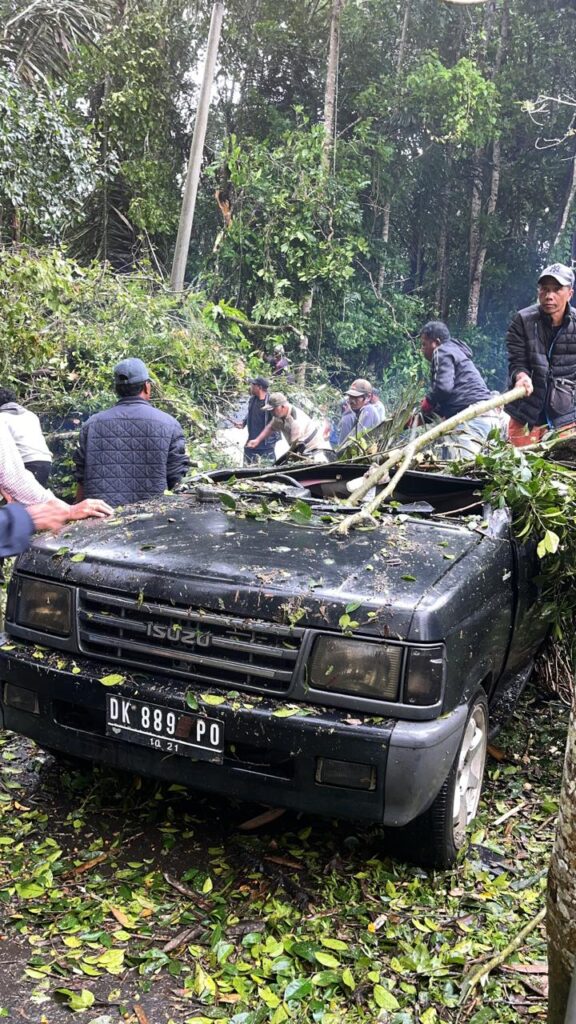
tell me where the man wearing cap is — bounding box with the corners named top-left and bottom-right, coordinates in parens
top-left (74, 357), bottom-right (190, 507)
top-left (506, 263), bottom-right (576, 446)
top-left (234, 377), bottom-right (279, 464)
top-left (246, 392), bottom-right (331, 463)
top-left (338, 379), bottom-right (384, 445)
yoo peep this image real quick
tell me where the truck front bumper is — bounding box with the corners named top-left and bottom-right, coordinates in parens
top-left (0, 640), bottom-right (468, 827)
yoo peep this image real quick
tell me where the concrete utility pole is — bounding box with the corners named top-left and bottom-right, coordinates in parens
top-left (170, 1), bottom-right (224, 292)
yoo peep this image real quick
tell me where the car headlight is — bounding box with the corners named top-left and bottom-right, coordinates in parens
top-left (12, 578), bottom-right (72, 636)
top-left (404, 645), bottom-right (444, 706)
top-left (308, 635), bottom-right (403, 700)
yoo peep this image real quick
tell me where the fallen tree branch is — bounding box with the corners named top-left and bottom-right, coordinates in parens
top-left (458, 905), bottom-right (546, 1007)
top-left (333, 385), bottom-right (528, 535)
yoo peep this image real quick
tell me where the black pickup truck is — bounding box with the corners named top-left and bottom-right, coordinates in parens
top-left (0, 463), bottom-right (547, 867)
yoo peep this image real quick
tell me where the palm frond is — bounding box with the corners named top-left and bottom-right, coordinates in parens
top-left (1, 0), bottom-right (117, 84)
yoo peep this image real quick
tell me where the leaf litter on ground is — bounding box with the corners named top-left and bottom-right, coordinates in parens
top-left (0, 683), bottom-right (567, 1023)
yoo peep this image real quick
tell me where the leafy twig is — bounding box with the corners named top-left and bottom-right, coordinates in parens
top-left (458, 906), bottom-right (546, 1007)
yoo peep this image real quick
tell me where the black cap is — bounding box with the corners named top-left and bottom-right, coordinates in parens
top-left (250, 376), bottom-right (269, 390)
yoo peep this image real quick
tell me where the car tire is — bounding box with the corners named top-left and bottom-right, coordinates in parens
top-left (397, 692), bottom-right (489, 870)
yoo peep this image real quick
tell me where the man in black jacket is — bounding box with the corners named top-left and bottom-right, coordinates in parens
top-left (505, 263), bottom-right (576, 446)
top-left (74, 358), bottom-right (189, 506)
top-left (417, 320), bottom-right (498, 457)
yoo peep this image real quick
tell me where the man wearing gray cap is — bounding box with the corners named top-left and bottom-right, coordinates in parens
top-left (506, 263), bottom-right (576, 446)
top-left (74, 357), bottom-right (190, 506)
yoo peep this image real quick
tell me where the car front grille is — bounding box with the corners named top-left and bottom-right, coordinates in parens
top-left (77, 589), bottom-right (303, 694)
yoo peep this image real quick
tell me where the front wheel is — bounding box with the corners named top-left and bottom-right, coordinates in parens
top-left (397, 693), bottom-right (489, 870)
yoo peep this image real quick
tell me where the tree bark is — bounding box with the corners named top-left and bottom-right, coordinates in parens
top-left (547, 701), bottom-right (576, 1024)
top-left (466, 0), bottom-right (507, 325)
top-left (322, 0), bottom-right (345, 173)
top-left (552, 144), bottom-right (576, 252)
top-left (375, 0), bottom-right (411, 292)
top-left (467, 138), bottom-right (501, 325)
top-left (435, 152), bottom-right (452, 317)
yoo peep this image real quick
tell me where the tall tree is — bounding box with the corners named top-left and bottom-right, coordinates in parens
top-left (548, 704), bottom-right (576, 1023)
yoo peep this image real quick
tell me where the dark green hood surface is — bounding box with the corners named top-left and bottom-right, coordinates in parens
top-left (16, 492), bottom-right (505, 640)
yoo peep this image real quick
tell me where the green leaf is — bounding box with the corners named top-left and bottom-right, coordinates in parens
top-left (373, 984), bottom-right (400, 1010)
top-left (314, 951), bottom-right (340, 968)
top-left (537, 529), bottom-right (560, 558)
top-left (284, 978), bottom-right (312, 1002)
top-left (16, 881), bottom-right (45, 899)
top-left (99, 674), bottom-right (124, 687)
top-left (321, 938), bottom-right (348, 951)
top-left (289, 500), bottom-right (313, 525)
top-left (341, 967), bottom-right (355, 989)
top-left (200, 694), bottom-right (226, 706)
top-left (401, 574), bottom-right (416, 582)
top-left (55, 988), bottom-right (95, 1011)
top-left (70, 552), bottom-right (86, 562)
top-left (185, 692), bottom-right (199, 710)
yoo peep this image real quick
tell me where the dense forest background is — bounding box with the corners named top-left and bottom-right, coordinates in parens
top-left (1, 0), bottom-right (575, 406)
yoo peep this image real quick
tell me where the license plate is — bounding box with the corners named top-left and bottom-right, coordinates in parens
top-left (106, 695), bottom-right (224, 763)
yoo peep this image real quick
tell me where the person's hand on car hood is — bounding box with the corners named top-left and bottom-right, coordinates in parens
top-left (68, 499), bottom-right (114, 520)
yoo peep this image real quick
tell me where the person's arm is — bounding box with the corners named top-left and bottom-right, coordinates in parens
top-left (166, 425), bottom-right (190, 489)
top-left (0, 504), bottom-right (35, 557)
top-left (338, 412), bottom-right (355, 445)
top-left (506, 315), bottom-right (534, 395)
top-left (246, 420), bottom-right (274, 448)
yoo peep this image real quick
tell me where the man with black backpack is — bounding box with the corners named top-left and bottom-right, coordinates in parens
top-left (505, 263), bottom-right (576, 446)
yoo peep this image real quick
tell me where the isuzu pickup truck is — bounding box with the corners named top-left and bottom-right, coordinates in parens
top-left (0, 462), bottom-right (547, 867)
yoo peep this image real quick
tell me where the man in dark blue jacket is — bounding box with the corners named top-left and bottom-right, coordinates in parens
top-left (74, 358), bottom-right (190, 507)
top-left (416, 321), bottom-right (499, 457)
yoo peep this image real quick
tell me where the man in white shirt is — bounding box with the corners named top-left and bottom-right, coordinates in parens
top-left (0, 419), bottom-right (112, 539)
top-left (0, 387), bottom-right (53, 485)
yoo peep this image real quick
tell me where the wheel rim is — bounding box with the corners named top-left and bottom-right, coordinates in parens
top-left (452, 703), bottom-right (488, 847)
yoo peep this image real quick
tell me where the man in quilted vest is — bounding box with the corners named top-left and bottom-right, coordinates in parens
top-left (74, 358), bottom-right (190, 506)
top-left (505, 263), bottom-right (576, 446)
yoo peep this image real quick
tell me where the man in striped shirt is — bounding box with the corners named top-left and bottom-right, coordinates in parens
top-left (0, 419), bottom-right (111, 556)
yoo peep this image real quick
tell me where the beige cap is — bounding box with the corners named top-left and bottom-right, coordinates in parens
top-left (263, 391), bottom-right (289, 411)
top-left (345, 378), bottom-right (373, 397)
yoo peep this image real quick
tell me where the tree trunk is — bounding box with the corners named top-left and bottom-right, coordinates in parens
top-left (552, 144), bottom-right (576, 252)
top-left (322, 0), bottom-right (345, 173)
top-left (466, 0), bottom-right (507, 325)
top-left (376, 202), bottom-right (390, 296)
top-left (435, 151), bottom-right (452, 316)
top-left (375, 0), bottom-right (411, 291)
top-left (467, 138), bottom-right (501, 325)
top-left (547, 701), bottom-right (576, 1023)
